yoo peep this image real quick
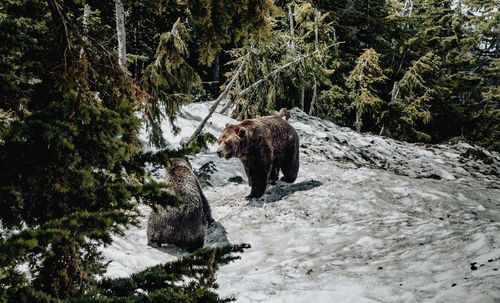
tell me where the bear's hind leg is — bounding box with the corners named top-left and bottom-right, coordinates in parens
top-left (280, 149), bottom-right (299, 183)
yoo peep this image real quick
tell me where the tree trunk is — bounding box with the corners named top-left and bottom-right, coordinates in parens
top-left (288, 3), bottom-right (305, 107)
top-left (300, 89), bottom-right (305, 111)
top-left (309, 9), bottom-right (320, 116)
top-left (80, 4), bottom-right (90, 58)
top-left (287, 4), bottom-right (295, 49)
top-left (379, 125), bottom-right (385, 136)
top-left (333, 27), bottom-right (338, 55)
top-left (115, 0), bottom-right (127, 72)
top-left (211, 52), bottom-right (220, 97)
top-left (309, 79), bottom-right (317, 115)
top-left (355, 108), bottom-right (362, 133)
top-left (355, 59), bottom-right (365, 132)
top-left (390, 81), bottom-right (400, 104)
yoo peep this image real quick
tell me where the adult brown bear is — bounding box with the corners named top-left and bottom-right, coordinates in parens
top-left (217, 114), bottom-right (299, 199)
top-left (147, 158), bottom-right (214, 251)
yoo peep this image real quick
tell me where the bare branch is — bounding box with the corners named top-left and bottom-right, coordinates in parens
top-left (185, 62), bottom-right (245, 143)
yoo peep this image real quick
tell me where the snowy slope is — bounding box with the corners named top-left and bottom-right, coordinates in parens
top-left (102, 102), bottom-right (500, 302)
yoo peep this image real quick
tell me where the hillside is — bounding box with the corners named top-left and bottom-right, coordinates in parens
top-left (103, 102), bottom-right (500, 302)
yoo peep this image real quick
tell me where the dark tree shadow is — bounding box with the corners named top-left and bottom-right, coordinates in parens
top-left (149, 221), bottom-right (230, 255)
top-left (152, 244), bottom-right (187, 257)
top-left (247, 179), bottom-right (323, 207)
top-left (205, 221), bottom-right (230, 247)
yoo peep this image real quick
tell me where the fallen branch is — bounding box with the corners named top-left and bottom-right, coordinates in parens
top-left (219, 41), bottom-right (342, 114)
top-left (185, 62), bottom-right (244, 144)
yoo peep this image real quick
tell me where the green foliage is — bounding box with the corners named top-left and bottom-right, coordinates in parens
top-left (346, 48), bottom-right (387, 132)
top-left (229, 2), bottom-right (339, 120)
top-left (88, 244), bottom-right (249, 302)
top-left (182, 133), bottom-right (217, 155)
top-left (142, 19), bottom-right (202, 147)
top-left (187, 0), bottom-right (278, 65)
top-left (382, 52), bottom-right (441, 141)
top-left (0, 109), bottom-right (14, 142)
top-left (220, 0), bottom-right (498, 150)
top-left (0, 0), bottom-right (259, 301)
top-left (470, 58), bottom-right (500, 151)
top-left (0, 0), bottom-right (48, 114)
top-left (195, 161), bottom-right (218, 186)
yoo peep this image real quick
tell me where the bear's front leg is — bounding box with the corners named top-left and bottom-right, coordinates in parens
top-left (243, 158), bottom-right (270, 199)
top-left (246, 177), bottom-right (267, 199)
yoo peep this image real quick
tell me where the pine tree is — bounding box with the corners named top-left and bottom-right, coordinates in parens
top-left (0, 0), bottom-right (258, 301)
top-left (381, 52), bottom-right (441, 141)
top-left (470, 58), bottom-right (500, 151)
top-left (141, 18), bottom-right (202, 147)
top-left (346, 48), bottom-right (387, 132)
top-left (226, 1), bottom-right (338, 120)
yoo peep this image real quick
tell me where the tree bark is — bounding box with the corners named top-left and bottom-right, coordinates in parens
top-left (390, 81), bottom-right (400, 104)
top-left (300, 89), bottom-right (305, 111)
top-left (309, 79), bottom-right (317, 115)
top-left (80, 4), bottom-right (90, 58)
top-left (115, 0), bottom-right (127, 72)
top-left (355, 60), bottom-right (364, 133)
top-left (309, 9), bottom-right (320, 116)
top-left (211, 52), bottom-right (220, 97)
top-left (287, 4), bottom-right (295, 49)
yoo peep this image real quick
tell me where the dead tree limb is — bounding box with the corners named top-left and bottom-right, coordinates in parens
top-left (218, 42), bottom-right (342, 115)
top-left (185, 63), bottom-right (244, 143)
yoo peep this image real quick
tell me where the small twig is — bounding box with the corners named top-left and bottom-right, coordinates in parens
top-left (48, 0), bottom-right (72, 71)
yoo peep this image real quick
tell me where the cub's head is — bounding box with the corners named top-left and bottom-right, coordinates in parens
top-left (217, 124), bottom-right (247, 159)
top-left (168, 158), bottom-right (192, 170)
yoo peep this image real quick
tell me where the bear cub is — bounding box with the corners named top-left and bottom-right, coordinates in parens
top-left (147, 158), bottom-right (214, 251)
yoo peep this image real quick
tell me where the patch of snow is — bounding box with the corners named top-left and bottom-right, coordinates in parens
top-left (103, 103), bottom-right (500, 302)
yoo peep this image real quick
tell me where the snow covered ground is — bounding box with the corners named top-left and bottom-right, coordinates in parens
top-left (102, 102), bottom-right (500, 302)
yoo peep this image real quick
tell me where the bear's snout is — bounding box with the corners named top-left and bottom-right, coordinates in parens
top-left (216, 149), bottom-right (223, 158)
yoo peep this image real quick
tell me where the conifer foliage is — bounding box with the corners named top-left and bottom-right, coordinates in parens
top-left (346, 48), bottom-right (387, 132)
top-left (0, 0), bottom-right (265, 301)
top-left (221, 0), bottom-right (498, 151)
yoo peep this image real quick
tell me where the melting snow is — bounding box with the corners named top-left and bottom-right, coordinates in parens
top-left (103, 102), bottom-right (500, 302)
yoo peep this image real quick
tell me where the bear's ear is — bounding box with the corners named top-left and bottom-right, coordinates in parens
top-left (237, 126), bottom-right (246, 138)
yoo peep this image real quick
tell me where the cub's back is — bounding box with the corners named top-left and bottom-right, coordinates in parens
top-left (165, 160), bottom-right (202, 206)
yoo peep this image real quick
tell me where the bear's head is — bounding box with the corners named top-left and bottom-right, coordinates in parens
top-left (168, 158), bottom-right (192, 170)
top-left (217, 124), bottom-right (247, 159)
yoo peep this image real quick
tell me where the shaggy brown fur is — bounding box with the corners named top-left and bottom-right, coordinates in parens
top-left (147, 158), bottom-right (214, 251)
top-left (217, 115), bottom-right (299, 199)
